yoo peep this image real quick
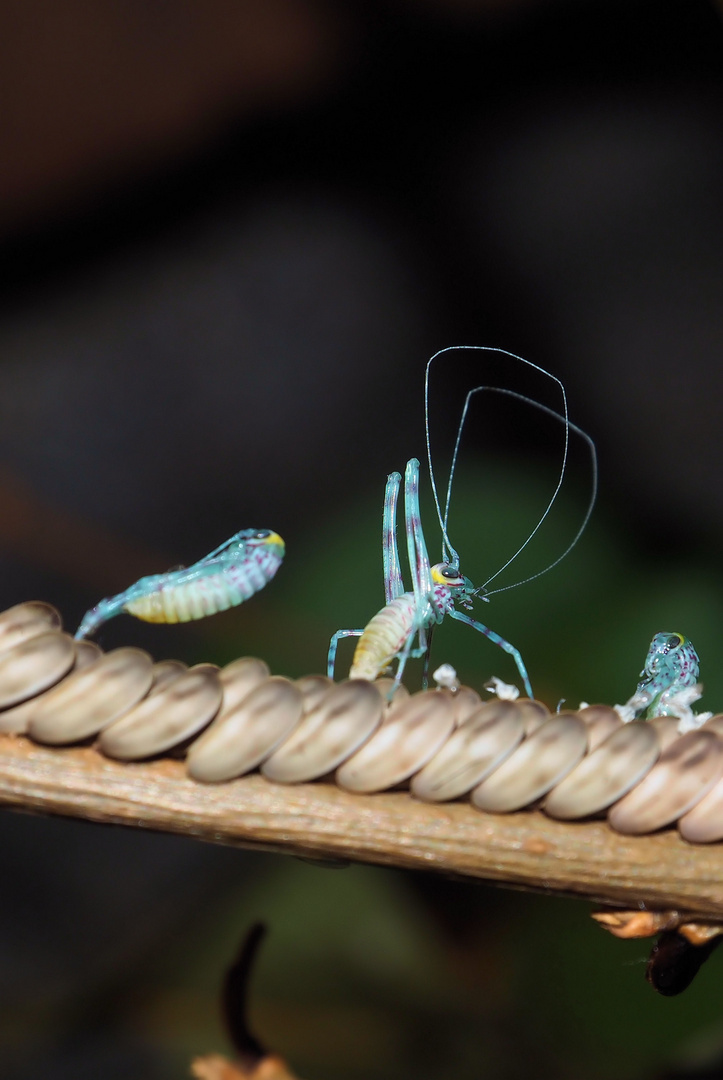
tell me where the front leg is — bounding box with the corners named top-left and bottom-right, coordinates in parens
top-left (448, 609), bottom-right (533, 698)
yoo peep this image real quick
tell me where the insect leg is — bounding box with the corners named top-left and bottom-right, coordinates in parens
top-left (421, 625), bottom-right (436, 690)
top-left (397, 459), bottom-right (434, 690)
top-left (404, 459), bottom-right (432, 601)
top-left (383, 471), bottom-right (404, 603)
top-left (392, 624), bottom-right (429, 687)
top-left (327, 629), bottom-right (365, 678)
top-left (75, 588), bottom-right (137, 640)
top-left (448, 608), bottom-right (533, 698)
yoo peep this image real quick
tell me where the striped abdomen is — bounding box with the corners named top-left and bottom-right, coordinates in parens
top-left (350, 593), bottom-right (420, 680)
top-left (125, 549), bottom-right (282, 625)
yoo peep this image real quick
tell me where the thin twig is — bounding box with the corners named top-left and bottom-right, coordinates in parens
top-left (0, 733), bottom-right (722, 917)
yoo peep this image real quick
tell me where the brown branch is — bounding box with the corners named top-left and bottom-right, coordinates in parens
top-left (0, 733), bottom-right (723, 917)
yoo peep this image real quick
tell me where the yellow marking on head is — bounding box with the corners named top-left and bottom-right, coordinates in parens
top-left (431, 565), bottom-right (447, 585)
top-left (264, 531), bottom-right (284, 550)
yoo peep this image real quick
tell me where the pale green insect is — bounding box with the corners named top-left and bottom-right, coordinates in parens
top-left (328, 346), bottom-right (598, 693)
top-left (75, 529), bottom-right (284, 640)
top-left (633, 631), bottom-right (701, 718)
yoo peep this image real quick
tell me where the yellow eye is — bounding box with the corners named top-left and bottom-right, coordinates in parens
top-left (431, 564), bottom-right (460, 585)
top-left (256, 531), bottom-right (283, 547)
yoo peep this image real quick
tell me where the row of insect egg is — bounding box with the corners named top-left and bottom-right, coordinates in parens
top-left (1, 602), bottom-right (723, 844)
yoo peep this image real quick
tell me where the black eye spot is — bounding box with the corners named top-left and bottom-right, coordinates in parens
top-left (441, 567), bottom-right (458, 579)
top-left (254, 530), bottom-right (271, 540)
top-left (665, 634), bottom-right (683, 651)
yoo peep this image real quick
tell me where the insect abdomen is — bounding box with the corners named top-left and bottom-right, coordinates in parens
top-left (350, 593), bottom-right (418, 680)
top-left (124, 559), bottom-right (275, 625)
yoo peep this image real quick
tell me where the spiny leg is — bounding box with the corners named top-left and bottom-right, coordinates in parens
top-left (400, 458), bottom-right (435, 690)
top-left (404, 459), bottom-right (432, 601)
top-left (449, 608), bottom-right (533, 698)
top-left (383, 471), bottom-right (404, 603)
top-left (327, 629), bottom-right (364, 679)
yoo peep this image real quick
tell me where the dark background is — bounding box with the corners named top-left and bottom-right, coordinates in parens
top-left (1, 1), bottom-right (723, 1076)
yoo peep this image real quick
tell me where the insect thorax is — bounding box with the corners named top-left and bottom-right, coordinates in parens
top-left (430, 583), bottom-right (454, 619)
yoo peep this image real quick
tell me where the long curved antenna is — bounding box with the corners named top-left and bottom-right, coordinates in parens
top-left (473, 387), bottom-right (597, 596)
top-left (425, 346), bottom-right (568, 570)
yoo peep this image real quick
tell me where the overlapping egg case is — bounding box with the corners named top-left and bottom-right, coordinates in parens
top-left (2, 601), bottom-right (723, 845)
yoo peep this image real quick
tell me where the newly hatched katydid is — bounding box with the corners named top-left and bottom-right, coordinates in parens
top-left (328, 346), bottom-right (597, 693)
top-left (75, 529), bottom-right (285, 640)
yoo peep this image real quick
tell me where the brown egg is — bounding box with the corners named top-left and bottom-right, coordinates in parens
top-left (148, 660), bottom-right (188, 696)
top-left (411, 699), bottom-right (524, 802)
top-left (100, 664), bottom-right (222, 760)
top-left (336, 690), bottom-right (455, 794)
top-left (471, 713), bottom-right (587, 813)
top-left (0, 601), bottom-right (62, 655)
top-left (73, 640), bottom-right (103, 669)
top-left (263, 680), bottom-right (384, 784)
top-left (0, 631), bottom-right (75, 710)
top-left (449, 686), bottom-right (483, 726)
top-left (187, 677), bottom-right (304, 782)
top-left (649, 716), bottom-right (682, 750)
top-left (295, 674), bottom-right (334, 712)
top-left (577, 704), bottom-right (622, 751)
top-left (27, 647), bottom-right (154, 744)
top-left (219, 656), bottom-right (270, 714)
top-left (608, 731), bottom-right (723, 835)
top-left (516, 698), bottom-right (550, 735)
top-left (678, 770), bottom-right (723, 844)
top-left (545, 721), bottom-right (660, 820)
top-left (0, 638), bottom-right (102, 733)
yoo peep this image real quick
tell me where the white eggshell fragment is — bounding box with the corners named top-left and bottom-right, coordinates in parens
top-left (679, 771), bottom-right (723, 843)
top-left (411, 699), bottom-right (525, 802)
top-left (336, 690), bottom-right (455, 794)
top-left (471, 713), bottom-right (587, 813)
top-left (295, 674), bottom-right (334, 711)
top-left (608, 731), bottom-right (723, 835)
top-left (99, 664), bottom-right (223, 760)
top-left (0, 602), bottom-right (62, 655)
top-left (263, 680), bottom-right (384, 784)
top-left (219, 657), bottom-right (270, 714)
top-left (28, 648), bottom-right (154, 745)
top-left (187, 677), bottom-right (304, 782)
top-left (0, 631), bottom-right (76, 710)
top-left (544, 721), bottom-right (660, 820)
